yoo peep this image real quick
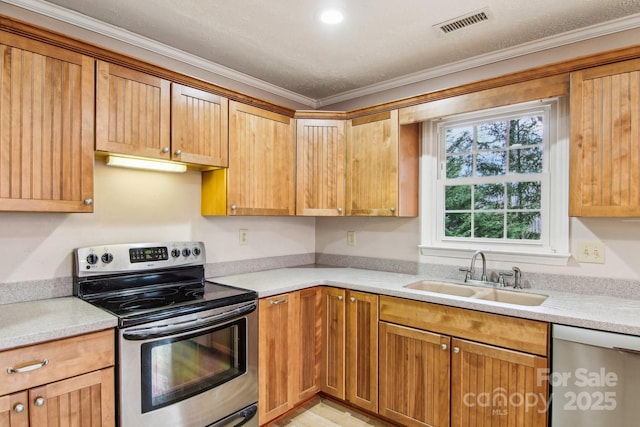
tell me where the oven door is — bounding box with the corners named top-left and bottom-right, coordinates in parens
top-left (118, 301), bottom-right (258, 427)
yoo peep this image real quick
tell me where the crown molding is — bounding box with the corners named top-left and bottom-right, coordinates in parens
top-left (4, 0), bottom-right (640, 110)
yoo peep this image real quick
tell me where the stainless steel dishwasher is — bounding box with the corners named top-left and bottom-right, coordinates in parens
top-left (551, 324), bottom-right (640, 426)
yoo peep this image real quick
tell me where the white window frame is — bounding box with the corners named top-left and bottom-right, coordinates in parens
top-left (419, 98), bottom-right (570, 265)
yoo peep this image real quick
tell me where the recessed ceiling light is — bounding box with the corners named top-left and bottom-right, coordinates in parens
top-left (320, 9), bottom-right (344, 25)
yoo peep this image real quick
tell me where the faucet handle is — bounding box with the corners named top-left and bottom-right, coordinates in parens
top-left (458, 267), bottom-right (472, 282)
top-left (498, 271), bottom-right (513, 287)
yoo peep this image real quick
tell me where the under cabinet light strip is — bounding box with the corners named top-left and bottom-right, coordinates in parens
top-left (105, 155), bottom-right (187, 173)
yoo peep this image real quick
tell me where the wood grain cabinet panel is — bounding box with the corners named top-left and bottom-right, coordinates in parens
top-left (0, 391), bottom-right (29, 427)
top-left (346, 110), bottom-right (419, 216)
top-left (293, 288), bottom-right (321, 403)
top-left (296, 119), bottom-right (345, 216)
top-left (379, 322), bottom-right (451, 427)
top-left (0, 32), bottom-right (94, 212)
top-left (202, 101), bottom-right (295, 216)
top-left (171, 83), bottom-right (228, 167)
top-left (96, 60), bottom-right (170, 160)
top-left (320, 287), bottom-right (346, 400)
top-left (451, 339), bottom-right (548, 427)
top-left (570, 58), bottom-right (640, 216)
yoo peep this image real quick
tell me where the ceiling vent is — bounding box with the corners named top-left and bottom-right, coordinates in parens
top-left (435, 8), bottom-right (490, 34)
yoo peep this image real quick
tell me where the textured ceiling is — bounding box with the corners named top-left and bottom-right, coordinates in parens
top-left (34, 0), bottom-right (640, 102)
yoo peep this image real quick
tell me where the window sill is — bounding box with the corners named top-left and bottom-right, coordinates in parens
top-left (418, 245), bottom-right (571, 266)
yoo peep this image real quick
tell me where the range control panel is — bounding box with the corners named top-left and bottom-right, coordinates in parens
top-left (75, 241), bottom-right (205, 276)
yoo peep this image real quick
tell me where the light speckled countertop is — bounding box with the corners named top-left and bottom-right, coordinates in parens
top-left (209, 266), bottom-right (640, 336)
top-left (0, 297), bottom-right (117, 351)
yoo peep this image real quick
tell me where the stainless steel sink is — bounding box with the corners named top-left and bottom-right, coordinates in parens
top-left (403, 280), bottom-right (548, 306)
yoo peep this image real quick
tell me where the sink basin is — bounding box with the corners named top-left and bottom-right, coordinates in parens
top-left (403, 280), bottom-right (548, 306)
top-left (473, 288), bottom-right (548, 306)
top-left (403, 281), bottom-right (479, 297)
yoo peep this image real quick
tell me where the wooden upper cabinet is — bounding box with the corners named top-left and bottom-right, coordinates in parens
top-left (346, 110), bottom-right (419, 216)
top-left (296, 119), bottom-right (345, 216)
top-left (0, 32), bottom-right (95, 212)
top-left (570, 58), bottom-right (640, 217)
top-left (171, 83), bottom-right (228, 167)
top-left (202, 100), bottom-right (295, 215)
top-left (96, 60), bottom-right (171, 160)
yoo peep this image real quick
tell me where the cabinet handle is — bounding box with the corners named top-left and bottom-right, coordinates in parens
top-left (162, 147), bottom-right (170, 154)
top-left (390, 207), bottom-right (396, 213)
top-left (230, 204), bottom-right (237, 211)
top-left (83, 198), bottom-right (93, 206)
top-left (337, 207), bottom-right (342, 213)
top-left (13, 403), bottom-right (25, 414)
top-left (270, 298), bottom-right (286, 305)
top-left (33, 397), bottom-right (46, 407)
top-left (337, 296), bottom-right (343, 301)
top-left (441, 343), bottom-right (448, 351)
top-left (350, 297), bottom-right (356, 302)
top-left (7, 359), bottom-right (49, 374)
top-left (174, 149), bottom-right (182, 156)
top-left (453, 347), bottom-right (460, 354)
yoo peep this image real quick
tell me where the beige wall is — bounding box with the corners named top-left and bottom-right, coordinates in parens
top-left (0, 162), bottom-right (316, 282)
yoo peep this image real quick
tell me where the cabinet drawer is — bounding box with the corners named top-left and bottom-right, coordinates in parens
top-left (379, 296), bottom-right (548, 356)
top-left (0, 329), bottom-right (114, 396)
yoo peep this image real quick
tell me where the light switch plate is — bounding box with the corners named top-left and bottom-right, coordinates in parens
top-left (577, 241), bottom-right (605, 264)
top-left (347, 231), bottom-right (356, 247)
top-left (239, 229), bottom-right (248, 245)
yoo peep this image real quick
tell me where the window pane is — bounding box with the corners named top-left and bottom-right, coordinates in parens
top-left (507, 212), bottom-right (541, 240)
top-left (446, 154), bottom-right (473, 178)
top-left (476, 151), bottom-right (506, 176)
top-left (445, 213), bottom-right (471, 237)
top-left (474, 184), bottom-right (504, 210)
top-left (508, 182), bottom-right (541, 209)
top-left (474, 212), bottom-right (504, 238)
top-left (509, 116), bottom-right (543, 146)
top-left (509, 147), bottom-right (543, 173)
top-left (477, 121), bottom-right (506, 150)
top-left (445, 126), bottom-right (473, 153)
top-left (445, 185), bottom-right (472, 210)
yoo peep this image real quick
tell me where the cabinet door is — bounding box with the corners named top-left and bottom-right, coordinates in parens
top-left (171, 83), bottom-right (228, 167)
top-left (346, 291), bottom-right (378, 412)
top-left (320, 287), bottom-right (346, 399)
top-left (0, 32), bottom-right (94, 212)
top-left (570, 58), bottom-right (640, 216)
top-left (296, 119), bottom-right (345, 216)
top-left (379, 322), bottom-right (451, 427)
top-left (29, 368), bottom-right (114, 427)
top-left (226, 100), bottom-right (295, 215)
top-left (292, 288), bottom-right (321, 402)
top-left (96, 61), bottom-right (171, 160)
top-left (0, 391), bottom-right (29, 427)
top-left (450, 338), bottom-right (548, 427)
top-left (258, 293), bottom-right (295, 425)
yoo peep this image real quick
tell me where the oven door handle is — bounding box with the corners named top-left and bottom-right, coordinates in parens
top-left (122, 301), bottom-right (256, 340)
top-left (207, 404), bottom-right (257, 427)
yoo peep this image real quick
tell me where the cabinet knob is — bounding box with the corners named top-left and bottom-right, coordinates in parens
top-left (174, 149), bottom-right (182, 156)
top-left (230, 204), bottom-right (237, 211)
top-left (441, 343), bottom-right (448, 351)
top-left (83, 198), bottom-right (93, 206)
top-left (13, 403), bottom-right (25, 414)
top-left (337, 296), bottom-right (343, 301)
top-left (162, 147), bottom-right (170, 154)
top-left (350, 297), bottom-right (356, 302)
top-left (390, 207), bottom-right (396, 213)
top-left (337, 207), bottom-right (343, 213)
top-left (453, 347), bottom-right (460, 354)
top-left (34, 397), bottom-right (46, 407)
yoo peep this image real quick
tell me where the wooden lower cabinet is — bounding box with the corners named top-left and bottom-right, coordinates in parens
top-left (0, 330), bottom-right (115, 427)
top-left (451, 338), bottom-right (548, 427)
top-left (379, 322), bottom-right (451, 427)
top-left (258, 289), bottom-right (321, 425)
top-left (320, 288), bottom-right (378, 412)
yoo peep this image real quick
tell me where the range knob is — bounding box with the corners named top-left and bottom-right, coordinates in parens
top-left (86, 254), bottom-right (99, 265)
top-left (171, 249), bottom-right (181, 258)
top-left (192, 247), bottom-right (201, 256)
top-left (101, 253), bottom-right (114, 264)
top-left (182, 248), bottom-right (191, 257)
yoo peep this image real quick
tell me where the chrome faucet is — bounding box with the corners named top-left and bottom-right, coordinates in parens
top-left (469, 250), bottom-right (488, 282)
top-left (512, 266), bottom-right (523, 289)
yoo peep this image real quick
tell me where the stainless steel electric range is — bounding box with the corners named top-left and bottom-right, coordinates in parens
top-left (74, 241), bottom-right (258, 427)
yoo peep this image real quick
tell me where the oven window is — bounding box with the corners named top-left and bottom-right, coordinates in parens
top-left (141, 318), bottom-right (247, 413)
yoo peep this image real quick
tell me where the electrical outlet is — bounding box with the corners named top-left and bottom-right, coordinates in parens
top-left (347, 231), bottom-right (356, 247)
top-left (577, 241), bottom-right (605, 264)
top-left (239, 229), bottom-right (249, 245)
